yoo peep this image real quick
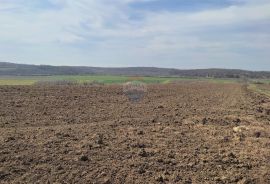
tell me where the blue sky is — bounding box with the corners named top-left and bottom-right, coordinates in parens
top-left (0, 0), bottom-right (270, 70)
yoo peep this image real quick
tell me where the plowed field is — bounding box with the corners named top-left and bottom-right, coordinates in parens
top-left (0, 82), bottom-right (270, 183)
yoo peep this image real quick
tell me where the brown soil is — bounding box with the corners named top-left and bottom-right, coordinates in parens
top-left (0, 82), bottom-right (269, 184)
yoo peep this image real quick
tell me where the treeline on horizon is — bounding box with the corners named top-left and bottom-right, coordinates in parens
top-left (0, 62), bottom-right (270, 79)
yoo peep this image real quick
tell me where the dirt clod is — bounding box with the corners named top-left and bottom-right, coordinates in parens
top-left (80, 155), bottom-right (89, 161)
top-left (155, 175), bottom-right (165, 182)
top-left (254, 131), bottom-right (261, 138)
top-left (138, 149), bottom-right (148, 157)
top-left (138, 167), bottom-right (146, 174)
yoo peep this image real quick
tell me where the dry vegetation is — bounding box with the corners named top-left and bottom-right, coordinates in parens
top-left (0, 82), bottom-right (270, 183)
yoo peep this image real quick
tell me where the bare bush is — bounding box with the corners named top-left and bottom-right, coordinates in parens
top-left (82, 80), bottom-right (105, 86)
top-left (252, 81), bottom-right (264, 85)
top-left (34, 80), bottom-right (79, 86)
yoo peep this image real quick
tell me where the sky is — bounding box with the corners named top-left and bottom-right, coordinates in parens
top-left (0, 0), bottom-right (270, 70)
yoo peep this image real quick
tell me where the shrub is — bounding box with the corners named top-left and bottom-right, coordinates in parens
top-left (34, 80), bottom-right (78, 86)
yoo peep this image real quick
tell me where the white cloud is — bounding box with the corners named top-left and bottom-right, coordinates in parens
top-left (0, 0), bottom-right (269, 69)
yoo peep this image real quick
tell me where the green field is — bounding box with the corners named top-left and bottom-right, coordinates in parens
top-left (248, 83), bottom-right (270, 97)
top-left (0, 75), bottom-right (241, 85)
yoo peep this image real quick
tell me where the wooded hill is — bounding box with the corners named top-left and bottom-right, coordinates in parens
top-left (1, 62), bottom-right (270, 79)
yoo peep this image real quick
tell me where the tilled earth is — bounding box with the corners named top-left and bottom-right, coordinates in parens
top-left (0, 82), bottom-right (270, 184)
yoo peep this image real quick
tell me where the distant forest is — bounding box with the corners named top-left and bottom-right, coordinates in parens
top-left (1, 62), bottom-right (270, 79)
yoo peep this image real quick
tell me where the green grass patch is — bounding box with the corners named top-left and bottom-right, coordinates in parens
top-left (0, 75), bottom-right (240, 86)
top-left (0, 79), bottom-right (37, 85)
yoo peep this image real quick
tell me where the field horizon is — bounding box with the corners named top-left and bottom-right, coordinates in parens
top-left (1, 62), bottom-right (270, 79)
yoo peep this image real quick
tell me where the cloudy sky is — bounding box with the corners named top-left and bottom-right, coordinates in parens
top-left (0, 0), bottom-right (269, 70)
